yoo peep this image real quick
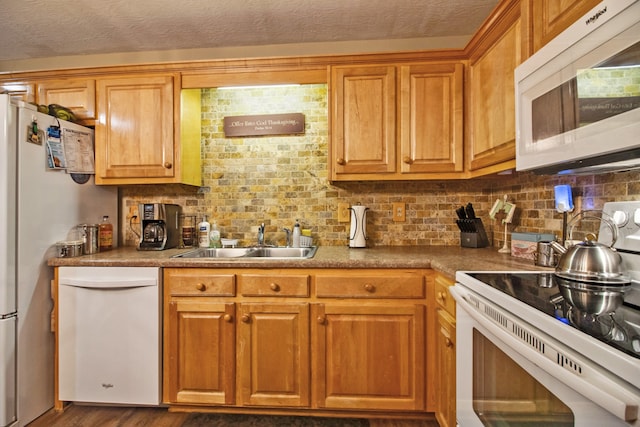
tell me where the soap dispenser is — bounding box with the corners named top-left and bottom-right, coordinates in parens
top-left (292, 220), bottom-right (301, 248)
top-left (210, 220), bottom-right (221, 248)
top-left (198, 215), bottom-right (210, 248)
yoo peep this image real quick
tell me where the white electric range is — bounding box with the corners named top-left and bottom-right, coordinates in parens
top-left (452, 201), bottom-right (640, 427)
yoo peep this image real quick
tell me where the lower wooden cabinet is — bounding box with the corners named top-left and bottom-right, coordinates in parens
top-left (238, 302), bottom-right (310, 407)
top-left (165, 299), bottom-right (236, 405)
top-left (436, 309), bottom-right (456, 427)
top-left (163, 268), bottom-right (430, 416)
top-left (313, 303), bottom-right (426, 411)
top-left (434, 273), bottom-right (457, 427)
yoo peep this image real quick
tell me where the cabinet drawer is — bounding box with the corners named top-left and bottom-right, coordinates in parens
top-left (165, 268), bottom-right (235, 296)
top-left (316, 274), bottom-right (425, 298)
top-left (238, 274), bottom-right (310, 297)
top-left (435, 274), bottom-right (455, 316)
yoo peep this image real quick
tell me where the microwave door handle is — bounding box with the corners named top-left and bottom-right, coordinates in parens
top-left (450, 286), bottom-right (639, 423)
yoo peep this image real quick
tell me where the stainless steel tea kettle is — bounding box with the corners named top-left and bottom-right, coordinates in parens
top-left (550, 212), bottom-right (629, 285)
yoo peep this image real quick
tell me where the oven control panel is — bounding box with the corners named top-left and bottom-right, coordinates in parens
top-left (600, 201), bottom-right (640, 253)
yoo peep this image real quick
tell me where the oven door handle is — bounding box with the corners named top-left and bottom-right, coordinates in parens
top-left (451, 285), bottom-right (639, 423)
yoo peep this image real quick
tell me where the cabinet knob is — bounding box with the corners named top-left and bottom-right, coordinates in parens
top-left (196, 283), bottom-right (206, 291)
top-left (241, 314), bottom-right (251, 323)
top-left (403, 156), bottom-right (413, 164)
top-left (336, 158), bottom-right (346, 165)
top-left (164, 162), bottom-right (173, 169)
top-left (364, 283), bottom-right (375, 293)
top-left (317, 316), bottom-right (326, 325)
top-left (445, 337), bottom-right (454, 348)
top-left (270, 282), bottom-right (280, 292)
top-left (223, 314), bottom-right (233, 323)
top-left (437, 291), bottom-right (446, 303)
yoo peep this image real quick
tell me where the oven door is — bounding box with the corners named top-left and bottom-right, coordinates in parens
top-left (451, 285), bottom-right (639, 427)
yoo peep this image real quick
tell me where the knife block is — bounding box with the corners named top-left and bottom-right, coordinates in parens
top-left (458, 218), bottom-right (489, 248)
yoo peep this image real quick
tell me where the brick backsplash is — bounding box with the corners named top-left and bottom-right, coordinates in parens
top-left (121, 84), bottom-right (640, 248)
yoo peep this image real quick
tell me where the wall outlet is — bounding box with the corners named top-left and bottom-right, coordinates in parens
top-left (393, 202), bottom-right (406, 222)
top-left (338, 203), bottom-right (350, 223)
top-left (128, 206), bottom-right (140, 224)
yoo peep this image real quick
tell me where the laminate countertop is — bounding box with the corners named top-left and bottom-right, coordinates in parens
top-left (48, 245), bottom-right (547, 279)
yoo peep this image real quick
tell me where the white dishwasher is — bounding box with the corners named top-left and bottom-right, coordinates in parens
top-left (58, 267), bottom-right (161, 405)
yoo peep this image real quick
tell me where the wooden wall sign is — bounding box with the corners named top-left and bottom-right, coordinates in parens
top-left (223, 113), bottom-right (305, 137)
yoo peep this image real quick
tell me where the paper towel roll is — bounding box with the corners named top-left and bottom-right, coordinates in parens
top-left (349, 205), bottom-right (368, 248)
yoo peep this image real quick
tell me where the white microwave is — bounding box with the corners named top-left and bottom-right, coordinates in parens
top-left (515, 0), bottom-right (640, 175)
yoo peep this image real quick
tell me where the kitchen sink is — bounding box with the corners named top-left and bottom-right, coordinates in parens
top-left (173, 248), bottom-right (255, 258)
top-left (172, 246), bottom-right (317, 259)
top-left (244, 247), bottom-right (317, 258)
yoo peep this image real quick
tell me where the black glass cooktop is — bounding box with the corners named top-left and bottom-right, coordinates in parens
top-left (467, 272), bottom-right (640, 359)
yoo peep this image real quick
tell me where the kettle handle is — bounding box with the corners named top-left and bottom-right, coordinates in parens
top-left (567, 210), bottom-right (617, 247)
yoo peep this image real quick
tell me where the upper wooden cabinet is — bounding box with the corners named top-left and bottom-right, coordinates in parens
top-left (95, 74), bottom-right (201, 186)
top-left (0, 0), bottom-right (604, 185)
top-left (331, 65), bottom-right (397, 177)
top-left (0, 82), bottom-right (35, 103)
top-left (466, 1), bottom-right (521, 174)
top-left (400, 63), bottom-right (464, 175)
top-left (1, 79), bottom-right (95, 124)
top-left (330, 61), bottom-right (464, 181)
top-left (36, 79), bottom-right (96, 123)
top-left (522, 0), bottom-right (602, 56)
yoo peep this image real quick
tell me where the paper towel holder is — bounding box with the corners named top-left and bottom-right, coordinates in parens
top-left (349, 203), bottom-right (369, 248)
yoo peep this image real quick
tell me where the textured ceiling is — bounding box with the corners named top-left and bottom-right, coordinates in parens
top-left (0, 0), bottom-right (499, 63)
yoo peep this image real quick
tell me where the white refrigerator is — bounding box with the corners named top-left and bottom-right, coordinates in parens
top-left (0, 94), bottom-right (118, 427)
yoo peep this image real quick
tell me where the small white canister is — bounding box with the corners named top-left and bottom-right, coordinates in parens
top-left (56, 240), bottom-right (84, 258)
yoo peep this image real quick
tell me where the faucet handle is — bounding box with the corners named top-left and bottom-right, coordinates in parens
top-left (283, 228), bottom-right (292, 247)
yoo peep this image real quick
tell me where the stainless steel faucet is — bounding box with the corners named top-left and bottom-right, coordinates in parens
top-left (283, 228), bottom-right (291, 247)
top-left (257, 223), bottom-right (265, 246)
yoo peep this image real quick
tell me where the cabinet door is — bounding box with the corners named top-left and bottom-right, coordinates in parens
top-left (468, 18), bottom-right (521, 171)
top-left (0, 82), bottom-right (35, 103)
top-left (165, 300), bottom-right (235, 405)
top-left (399, 63), bottom-right (464, 174)
top-left (37, 79), bottom-right (96, 121)
top-left (331, 65), bottom-right (396, 178)
top-left (95, 75), bottom-right (175, 182)
top-left (238, 302), bottom-right (310, 407)
top-left (526, 0), bottom-right (601, 54)
top-left (436, 309), bottom-right (456, 427)
top-left (313, 303), bottom-right (425, 411)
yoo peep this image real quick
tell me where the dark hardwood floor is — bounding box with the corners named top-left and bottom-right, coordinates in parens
top-left (27, 405), bottom-right (188, 427)
top-left (27, 405), bottom-right (440, 427)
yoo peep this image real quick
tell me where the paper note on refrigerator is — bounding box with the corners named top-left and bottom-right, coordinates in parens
top-left (62, 128), bottom-right (94, 174)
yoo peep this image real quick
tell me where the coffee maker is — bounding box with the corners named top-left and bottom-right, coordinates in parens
top-left (138, 203), bottom-right (181, 250)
